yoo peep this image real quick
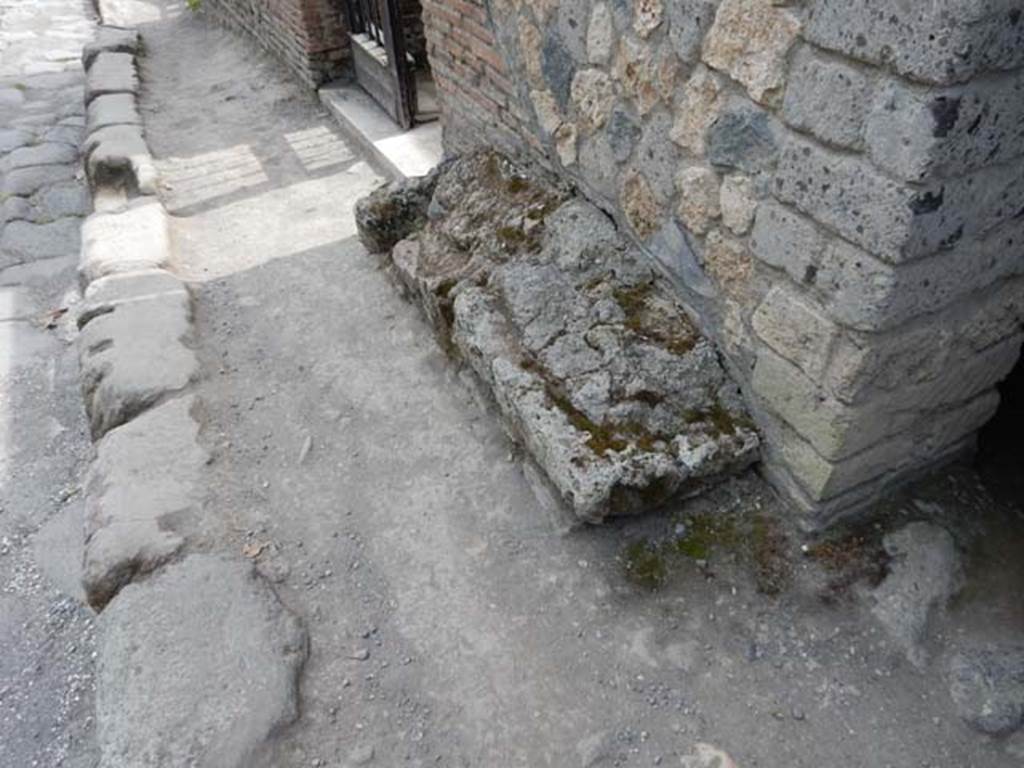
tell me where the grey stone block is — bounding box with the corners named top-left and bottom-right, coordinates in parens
top-left (79, 199), bottom-right (171, 286)
top-left (782, 46), bottom-right (873, 150)
top-left (542, 31), bottom-right (576, 109)
top-left (751, 285), bottom-right (838, 381)
top-left (707, 103), bottom-right (778, 173)
top-left (773, 137), bottom-right (915, 262)
top-left (804, 0), bottom-right (1024, 85)
top-left (1, 163), bottom-right (77, 197)
top-left (96, 555), bottom-right (307, 767)
top-left (865, 68), bottom-right (1024, 181)
top-left (84, 52), bottom-right (138, 105)
top-left (666, 0), bottom-right (718, 64)
top-left (84, 124), bottom-right (156, 193)
top-left (774, 136), bottom-right (1023, 263)
top-left (949, 646), bottom-right (1024, 736)
top-left (749, 200), bottom-right (821, 286)
top-left (631, 109), bottom-right (678, 203)
top-left (82, 25), bottom-right (140, 70)
top-left (82, 395), bottom-right (207, 609)
top-left (871, 522), bottom-right (964, 668)
top-left (606, 102), bottom-right (641, 164)
top-left (78, 270), bottom-right (198, 438)
top-left (0, 218), bottom-right (81, 267)
top-left (0, 141), bottom-right (78, 172)
top-left (31, 180), bottom-right (90, 219)
top-left (366, 151), bottom-right (759, 522)
top-left (86, 92), bottom-right (141, 133)
top-left (0, 127), bottom-right (34, 153)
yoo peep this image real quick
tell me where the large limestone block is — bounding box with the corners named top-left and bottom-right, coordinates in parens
top-left (82, 26), bottom-right (140, 70)
top-left (86, 93), bottom-right (141, 133)
top-left (84, 124), bottom-right (157, 193)
top-left (85, 52), bottom-right (138, 104)
top-left (361, 152), bottom-right (760, 522)
top-left (82, 396), bottom-right (208, 609)
top-left (97, 555), bottom-right (307, 767)
top-left (78, 269), bottom-right (198, 438)
top-left (79, 199), bottom-right (171, 285)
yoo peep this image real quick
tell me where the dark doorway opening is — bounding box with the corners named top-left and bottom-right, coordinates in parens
top-left (342, 0), bottom-right (438, 129)
top-left (977, 344), bottom-right (1024, 505)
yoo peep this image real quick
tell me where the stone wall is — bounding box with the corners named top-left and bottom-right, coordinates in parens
top-left (201, 0), bottom-right (348, 86)
top-left (423, 0), bottom-right (1024, 524)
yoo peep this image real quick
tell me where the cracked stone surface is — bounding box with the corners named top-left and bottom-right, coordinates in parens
top-left (869, 521), bottom-right (964, 668)
top-left (360, 151), bottom-right (759, 522)
top-left (97, 554), bottom-right (307, 767)
top-left (81, 394), bottom-right (209, 609)
top-left (77, 268), bottom-right (198, 438)
top-left (949, 645), bottom-right (1024, 736)
top-left (0, 1), bottom-right (99, 766)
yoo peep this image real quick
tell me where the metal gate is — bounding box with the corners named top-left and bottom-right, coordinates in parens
top-left (344, 0), bottom-right (416, 129)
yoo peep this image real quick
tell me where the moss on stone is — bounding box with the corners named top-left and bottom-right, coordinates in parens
top-left (613, 283), bottom-right (699, 357)
top-left (674, 512), bottom-right (739, 559)
top-left (622, 540), bottom-right (667, 590)
top-left (683, 400), bottom-right (754, 437)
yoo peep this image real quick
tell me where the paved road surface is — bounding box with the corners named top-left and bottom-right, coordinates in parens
top-left (0, 1), bottom-right (98, 766)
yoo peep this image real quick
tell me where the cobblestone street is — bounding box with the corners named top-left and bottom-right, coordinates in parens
top-left (0, 1), bottom-right (98, 766)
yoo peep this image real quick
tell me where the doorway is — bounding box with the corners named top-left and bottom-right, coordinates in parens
top-left (342, 0), bottom-right (437, 129)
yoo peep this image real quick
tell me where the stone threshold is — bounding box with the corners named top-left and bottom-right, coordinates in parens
top-left (319, 81), bottom-right (443, 181)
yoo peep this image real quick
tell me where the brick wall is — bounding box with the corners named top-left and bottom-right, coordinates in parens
top-left (420, 0), bottom-right (1024, 525)
top-left (202, 0), bottom-right (348, 87)
top-left (421, 0), bottom-right (530, 156)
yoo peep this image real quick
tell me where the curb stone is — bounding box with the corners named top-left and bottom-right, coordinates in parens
top-left (78, 268), bottom-right (198, 439)
top-left (79, 196), bottom-right (171, 285)
top-left (97, 555), bottom-right (308, 767)
top-left (75, 19), bottom-right (310, 766)
top-left (80, 34), bottom-right (154, 193)
top-left (82, 395), bottom-right (207, 610)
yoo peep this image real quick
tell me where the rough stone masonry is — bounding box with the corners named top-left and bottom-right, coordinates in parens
top-left (358, 151), bottom-right (760, 521)
top-left (415, 0), bottom-right (1024, 525)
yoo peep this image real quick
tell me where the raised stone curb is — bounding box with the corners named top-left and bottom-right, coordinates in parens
top-left (82, 395), bottom-right (207, 609)
top-left (72, 16), bottom-right (309, 768)
top-left (97, 555), bottom-right (308, 767)
top-left (86, 92), bottom-right (142, 132)
top-left (81, 29), bottom-right (154, 193)
top-left (82, 26), bottom-right (139, 70)
top-left (78, 268), bottom-right (198, 439)
top-left (79, 197), bottom-right (170, 285)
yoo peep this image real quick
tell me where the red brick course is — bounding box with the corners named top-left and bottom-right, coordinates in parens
top-left (202, 0), bottom-right (348, 87)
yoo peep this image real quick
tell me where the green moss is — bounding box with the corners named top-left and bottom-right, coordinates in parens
top-left (548, 387), bottom-right (629, 455)
top-left (748, 514), bottom-right (788, 595)
top-left (613, 283), bottom-right (698, 357)
top-left (673, 512), bottom-right (738, 559)
top-left (683, 401), bottom-right (754, 437)
top-left (496, 225), bottom-right (529, 246)
top-left (506, 176), bottom-right (530, 194)
top-left (622, 540), bottom-right (667, 590)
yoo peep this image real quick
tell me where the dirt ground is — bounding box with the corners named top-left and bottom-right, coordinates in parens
top-left (119, 2), bottom-right (1024, 765)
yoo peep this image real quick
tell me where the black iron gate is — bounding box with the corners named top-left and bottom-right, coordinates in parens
top-left (344, 0), bottom-right (416, 129)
